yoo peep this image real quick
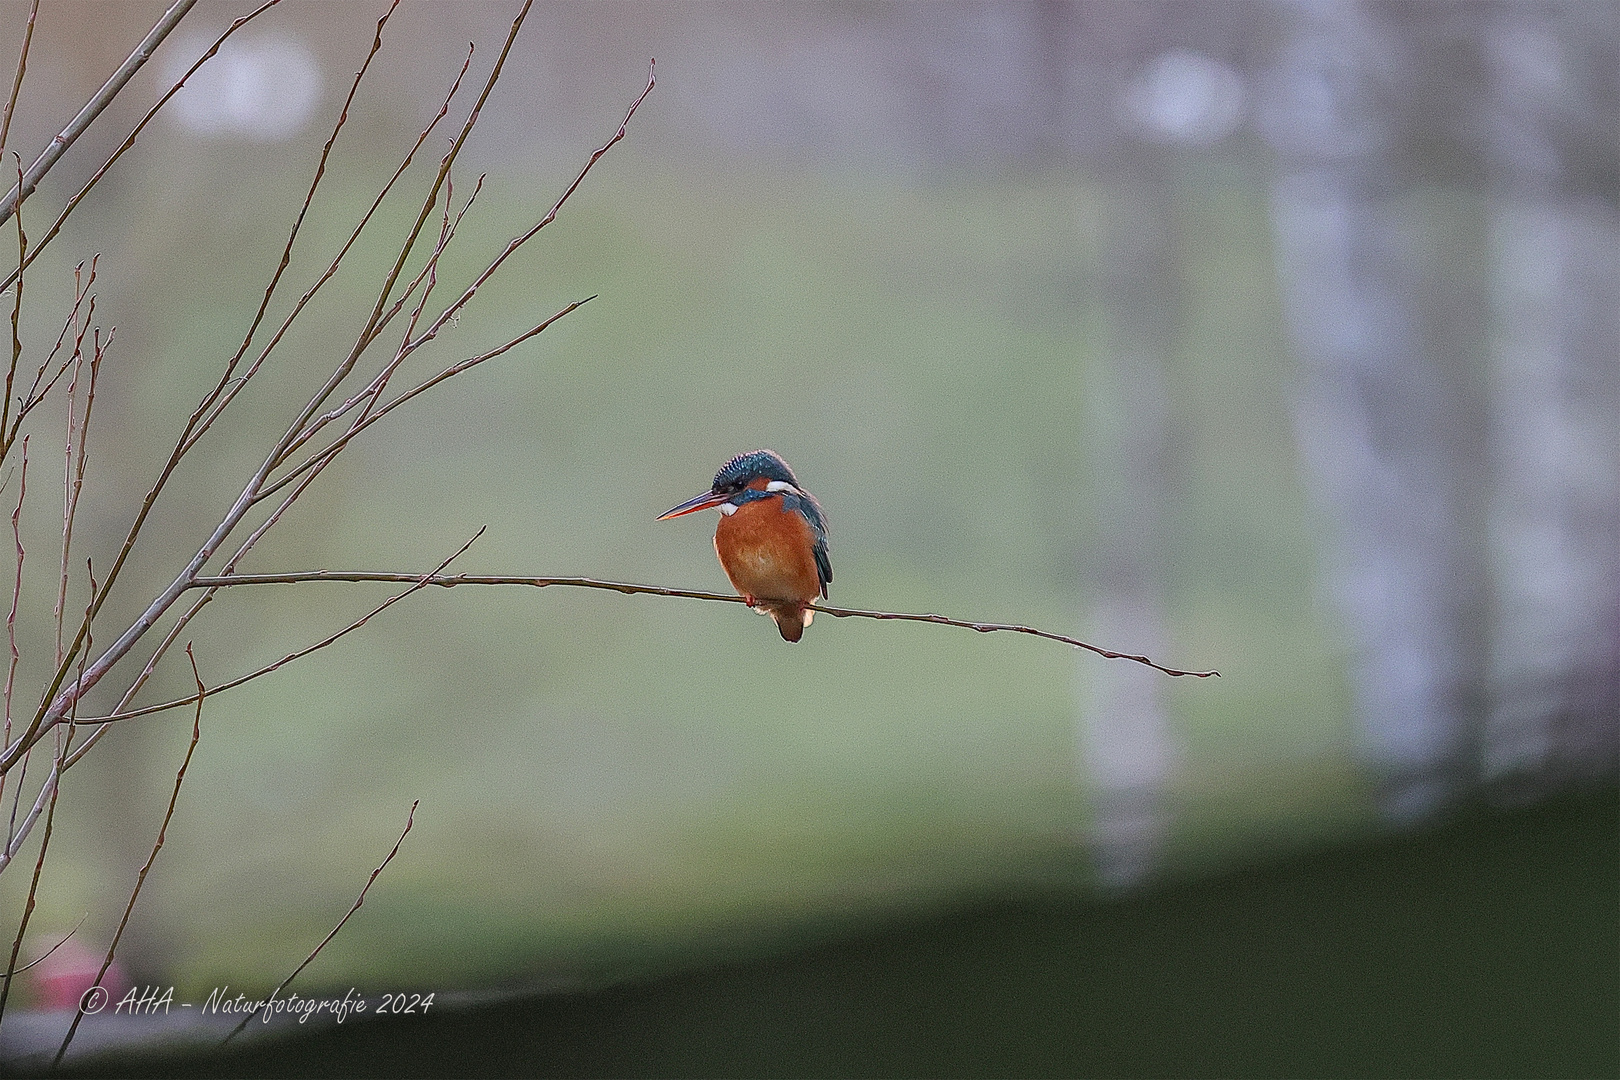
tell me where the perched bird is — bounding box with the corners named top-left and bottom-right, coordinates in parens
top-left (657, 450), bottom-right (831, 642)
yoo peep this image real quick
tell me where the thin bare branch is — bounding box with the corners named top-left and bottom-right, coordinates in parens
top-left (0, 912), bottom-right (85, 979)
top-left (4, 152), bottom-right (23, 458)
top-left (1, 436), bottom-right (23, 806)
top-left (1, 754), bottom-right (47, 870)
top-left (3, 258), bottom-right (97, 465)
top-left (76, 531), bottom-right (487, 731)
top-left (53, 644), bottom-right (205, 1068)
top-left (224, 798), bottom-right (418, 1045)
top-left (0, 584), bottom-right (88, 1019)
top-left (401, 60), bottom-right (655, 362)
top-left (275, 171), bottom-right (486, 469)
top-left (0, 0), bottom-right (280, 293)
top-left (56, 326), bottom-right (103, 665)
top-left (177, 0), bottom-right (403, 458)
top-left (180, 573), bottom-right (1218, 676)
top-left (258, 296), bottom-right (592, 503)
top-left (74, 569), bottom-right (1215, 729)
top-left (0, 0), bottom-right (39, 153)
top-left (4, 0), bottom-right (548, 774)
top-left (0, 747), bottom-right (58, 1026)
top-left (0, 0), bottom-right (198, 228)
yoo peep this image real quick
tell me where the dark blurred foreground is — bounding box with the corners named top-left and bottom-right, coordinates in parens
top-left (42, 781), bottom-right (1615, 1079)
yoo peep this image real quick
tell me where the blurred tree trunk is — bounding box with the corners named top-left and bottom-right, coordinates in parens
top-left (1263, 1), bottom-right (1619, 816)
top-left (1481, 8), bottom-right (1620, 789)
top-left (1078, 178), bottom-right (1181, 886)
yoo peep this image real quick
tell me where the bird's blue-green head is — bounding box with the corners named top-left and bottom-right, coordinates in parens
top-left (657, 449), bottom-right (805, 518)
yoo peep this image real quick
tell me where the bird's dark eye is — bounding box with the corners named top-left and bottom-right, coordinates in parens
top-left (716, 481), bottom-right (743, 496)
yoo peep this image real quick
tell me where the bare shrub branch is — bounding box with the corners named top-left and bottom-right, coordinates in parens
top-left (1, 436), bottom-right (24, 808)
top-left (53, 643), bottom-right (206, 1068)
top-left (0, 0), bottom-right (658, 783)
top-left (0, 741), bottom-right (56, 1026)
top-left (223, 798), bottom-right (419, 1045)
top-left (0, 0), bottom-right (39, 155)
top-left (0, 0), bottom-right (283, 288)
top-left (0, 0), bottom-right (199, 228)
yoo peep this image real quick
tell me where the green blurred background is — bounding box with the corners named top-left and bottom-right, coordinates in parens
top-left (0, 1), bottom-right (1612, 1054)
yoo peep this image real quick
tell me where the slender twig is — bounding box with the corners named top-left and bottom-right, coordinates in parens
top-left (0, 745), bottom-right (57, 1027)
top-left (189, 572), bottom-right (1207, 679)
top-left (0, 580), bottom-right (89, 1027)
top-left (68, 530), bottom-right (484, 758)
top-left (74, 571), bottom-right (1214, 729)
top-left (2, 258), bottom-right (96, 466)
top-left (2, 18), bottom-right (459, 764)
top-left (178, 0), bottom-right (403, 458)
top-left (0, 912), bottom-right (85, 980)
top-left (275, 171), bottom-right (485, 468)
top-left (0, 0), bottom-right (198, 229)
top-left (1, 756), bottom-right (48, 870)
top-left (394, 59), bottom-right (655, 364)
top-left (0, 0), bottom-right (280, 294)
top-left (53, 644), bottom-right (205, 1069)
top-left (5, 151), bottom-right (23, 462)
top-left (55, 327), bottom-right (102, 666)
top-left (258, 296), bottom-right (592, 503)
top-left (1, 437), bottom-right (23, 819)
top-left (0, 0), bottom-right (39, 154)
top-left (223, 799), bottom-right (418, 1045)
top-left (1, 1), bottom-right (627, 779)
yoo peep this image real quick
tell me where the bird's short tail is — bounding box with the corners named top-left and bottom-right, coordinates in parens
top-left (766, 603), bottom-right (812, 643)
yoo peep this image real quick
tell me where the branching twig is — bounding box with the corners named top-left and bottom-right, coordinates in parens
top-left (0, 742), bottom-right (56, 1027)
top-left (68, 570), bottom-right (1214, 728)
top-left (178, 0), bottom-right (404, 458)
top-left (0, 0), bottom-right (198, 227)
top-left (52, 644), bottom-right (205, 1069)
top-left (0, 1), bottom-right (648, 781)
top-left (5, 151), bottom-right (23, 465)
top-left (0, 578), bottom-right (89, 1027)
top-left (55, 326), bottom-right (103, 666)
top-left (68, 529), bottom-right (484, 755)
top-left (1, 436), bottom-right (23, 818)
top-left (0, 0), bottom-right (448, 775)
top-left (223, 798), bottom-right (419, 1045)
top-left (2, 257), bottom-right (97, 466)
top-left (0, 18), bottom-right (462, 775)
top-left (184, 574), bottom-right (1215, 678)
top-left (393, 59), bottom-right (656, 364)
top-left (257, 295), bottom-right (593, 503)
top-left (0, 0), bottom-right (38, 155)
top-left (0, 912), bottom-right (84, 980)
top-left (0, 0), bottom-right (280, 294)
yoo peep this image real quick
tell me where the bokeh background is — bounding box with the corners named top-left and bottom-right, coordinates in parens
top-left (0, 0), bottom-right (1613, 1010)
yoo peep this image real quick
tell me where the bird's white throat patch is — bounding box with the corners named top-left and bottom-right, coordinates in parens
top-left (718, 502), bottom-right (738, 516)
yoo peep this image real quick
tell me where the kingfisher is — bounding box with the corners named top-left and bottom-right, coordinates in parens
top-left (657, 450), bottom-right (831, 643)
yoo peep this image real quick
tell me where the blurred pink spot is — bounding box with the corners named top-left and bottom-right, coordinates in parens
top-left (26, 937), bottom-right (129, 1011)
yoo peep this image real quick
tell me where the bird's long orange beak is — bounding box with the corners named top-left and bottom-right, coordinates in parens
top-left (657, 490), bottom-right (729, 520)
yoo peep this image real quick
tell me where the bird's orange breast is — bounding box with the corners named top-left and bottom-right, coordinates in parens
top-left (713, 495), bottom-right (822, 605)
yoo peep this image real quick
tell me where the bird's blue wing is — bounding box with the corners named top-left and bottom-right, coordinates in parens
top-left (785, 492), bottom-right (832, 598)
